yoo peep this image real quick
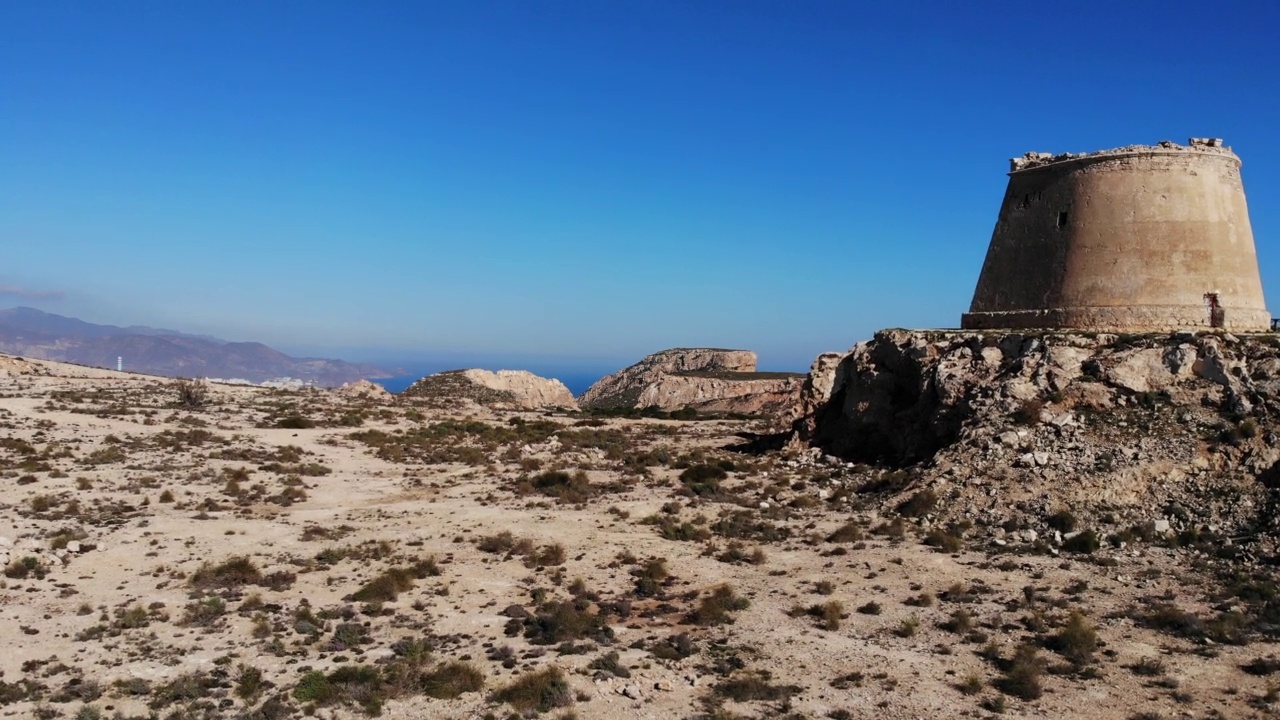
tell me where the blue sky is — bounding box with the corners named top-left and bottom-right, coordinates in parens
top-left (4, 1), bottom-right (1280, 373)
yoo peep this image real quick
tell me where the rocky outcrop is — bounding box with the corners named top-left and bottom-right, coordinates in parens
top-left (335, 379), bottom-right (393, 401)
top-left (636, 373), bottom-right (804, 417)
top-left (579, 348), bottom-right (802, 418)
top-left (0, 355), bottom-right (49, 377)
top-left (793, 329), bottom-right (1280, 536)
top-left (403, 369), bottom-right (577, 410)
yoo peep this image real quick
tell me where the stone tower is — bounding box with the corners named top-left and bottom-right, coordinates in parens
top-left (962, 139), bottom-right (1269, 332)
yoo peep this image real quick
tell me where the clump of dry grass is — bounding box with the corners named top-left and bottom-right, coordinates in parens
top-left (689, 585), bottom-right (750, 626)
top-left (490, 666), bottom-right (572, 714)
top-left (189, 556), bottom-right (261, 589)
top-left (791, 600), bottom-right (845, 631)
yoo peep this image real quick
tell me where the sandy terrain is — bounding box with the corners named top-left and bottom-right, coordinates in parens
top-left (1, 356), bottom-right (1277, 720)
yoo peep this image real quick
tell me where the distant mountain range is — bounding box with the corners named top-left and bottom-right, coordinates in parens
top-left (0, 307), bottom-right (393, 386)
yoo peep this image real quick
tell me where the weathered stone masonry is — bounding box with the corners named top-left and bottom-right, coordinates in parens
top-left (962, 138), bottom-right (1270, 332)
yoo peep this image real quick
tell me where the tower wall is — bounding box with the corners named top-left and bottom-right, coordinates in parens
top-left (962, 141), bottom-right (1270, 331)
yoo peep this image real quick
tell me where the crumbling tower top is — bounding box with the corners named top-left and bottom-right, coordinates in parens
top-left (962, 138), bottom-right (1269, 332)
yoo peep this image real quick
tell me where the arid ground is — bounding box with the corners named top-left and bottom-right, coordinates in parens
top-left (1, 356), bottom-right (1277, 720)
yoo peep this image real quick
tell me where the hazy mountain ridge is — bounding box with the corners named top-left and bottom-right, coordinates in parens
top-left (0, 307), bottom-right (390, 385)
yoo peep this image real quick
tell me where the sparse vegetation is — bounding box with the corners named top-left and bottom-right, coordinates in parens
top-left (491, 666), bottom-right (573, 714)
top-left (8, 335), bottom-right (1280, 720)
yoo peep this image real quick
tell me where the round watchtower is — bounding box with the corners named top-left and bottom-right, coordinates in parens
top-left (961, 139), bottom-right (1269, 332)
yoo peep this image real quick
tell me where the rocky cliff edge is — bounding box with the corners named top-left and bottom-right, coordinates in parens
top-left (793, 329), bottom-right (1280, 541)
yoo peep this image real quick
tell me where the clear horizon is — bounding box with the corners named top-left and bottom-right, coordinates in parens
top-left (5, 1), bottom-right (1279, 371)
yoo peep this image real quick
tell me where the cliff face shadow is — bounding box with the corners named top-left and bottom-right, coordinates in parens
top-left (724, 430), bottom-right (791, 455)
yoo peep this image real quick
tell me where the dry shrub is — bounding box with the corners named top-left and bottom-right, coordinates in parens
top-left (1046, 610), bottom-right (1098, 665)
top-left (897, 489), bottom-right (938, 518)
top-left (490, 666), bottom-right (572, 714)
top-left (190, 556), bottom-right (262, 589)
top-left (713, 671), bottom-right (800, 702)
top-left (173, 378), bottom-right (209, 409)
top-left (689, 585), bottom-right (750, 626)
top-left (996, 644), bottom-right (1044, 700)
top-left (827, 522), bottom-right (863, 543)
top-left (525, 470), bottom-right (594, 504)
top-left (350, 569), bottom-right (416, 603)
top-left (420, 661), bottom-right (484, 699)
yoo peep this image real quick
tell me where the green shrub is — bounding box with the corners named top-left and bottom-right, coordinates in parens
top-left (235, 665), bottom-right (264, 701)
top-left (523, 600), bottom-right (614, 645)
top-left (293, 665), bottom-right (382, 716)
top-left (180, 596), bottom-right (226, 627)
top-left (587, 651), bottom-right (631, 678)
top-left (651, 516), bottom-right (711, 542)
top-left (4, 556), bottom-right (46, 580)
top-left (679, 464), bottom-right (728, 497)
top-left (490, 666), bottom-right (573, 714)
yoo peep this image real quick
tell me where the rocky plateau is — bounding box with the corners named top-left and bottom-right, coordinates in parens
top-left (3, 332), bottom-right (1280, 720)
